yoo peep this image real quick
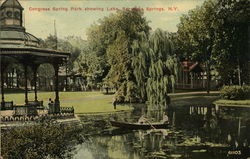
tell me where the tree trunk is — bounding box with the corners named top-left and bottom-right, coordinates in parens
top-left (237, 58), bottom-right (241, 86)
top-left (206, 62), bottom-right (211, 94)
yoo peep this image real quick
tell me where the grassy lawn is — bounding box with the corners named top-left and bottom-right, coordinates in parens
top-left (214, 99), bottom-right (250, 107)
top-left (4, 91), bottom-right (133, 114)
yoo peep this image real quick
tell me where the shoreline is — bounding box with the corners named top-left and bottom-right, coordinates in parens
top-left (213, 99), bottom-right (250, 108)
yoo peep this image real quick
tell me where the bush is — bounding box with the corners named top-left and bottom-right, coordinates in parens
top-left (220, 85), bottom-right (250, 100)
top-left (1, 121), bottom-right (85, 159)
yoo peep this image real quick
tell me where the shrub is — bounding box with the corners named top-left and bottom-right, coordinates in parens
top-left (220, 85), bottom-right (250, 100)
top-left (1, 121), bottom-right (85, 159)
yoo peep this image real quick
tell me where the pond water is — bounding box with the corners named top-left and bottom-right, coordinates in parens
top-left (73, 105), bottom-right (250, 159)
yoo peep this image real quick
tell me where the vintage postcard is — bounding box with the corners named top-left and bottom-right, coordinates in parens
top-left (0, 0), bottom-right (249, 158)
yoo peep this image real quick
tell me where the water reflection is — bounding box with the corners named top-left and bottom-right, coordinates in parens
top-left (74, 105), bottom-right (250, 159)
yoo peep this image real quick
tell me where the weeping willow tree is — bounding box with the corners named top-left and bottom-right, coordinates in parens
top-left (147, 29), bottom-right (178, 107)
top-left (131, 31), bottom-right (150, 103)
top-left (132, 29), bottom-right (177, 107)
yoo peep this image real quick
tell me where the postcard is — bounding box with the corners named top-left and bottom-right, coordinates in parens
top-left (0, 0), bottom-right (249, 158)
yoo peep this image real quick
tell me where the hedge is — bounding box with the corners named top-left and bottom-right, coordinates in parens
top-left (220, 85), bottom-right (250, 100)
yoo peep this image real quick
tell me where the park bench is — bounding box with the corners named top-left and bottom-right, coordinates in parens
top-left (13, 105), bottom-right (38, 117)
top-left (27, 101), bottom-right (44, 109)
top-left (0, 101), bottom-right (14, 110)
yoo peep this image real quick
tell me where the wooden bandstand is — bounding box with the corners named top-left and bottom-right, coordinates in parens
top-left (0, 0), bottom-right (72, 118)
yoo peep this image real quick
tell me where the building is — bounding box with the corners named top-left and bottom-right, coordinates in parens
top-left (0, 0), bottom-right (70, 114)
top-left (176, 61), bottom-right (206, 89)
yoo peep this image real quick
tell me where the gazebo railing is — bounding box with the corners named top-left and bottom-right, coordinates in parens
top-left (61, 107), bottom-right (74, 114)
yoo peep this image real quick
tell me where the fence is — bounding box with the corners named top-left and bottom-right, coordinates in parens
top-left (1, 106), bottom-right (75, 122)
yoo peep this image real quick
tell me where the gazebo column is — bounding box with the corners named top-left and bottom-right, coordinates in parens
top-left (1, 65), bottom-right (5, 110)
top-left (53, 63), bottom-right (60, 114)
top-left (24, 64), bottom-right (28, 105)
top-left (32, 65), bottom-right (39, 102)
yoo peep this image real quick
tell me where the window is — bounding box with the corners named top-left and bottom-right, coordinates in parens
top-left (14, 11), bottom-right (20, 19)
top-left (6, 11), bottom-right (12, 17)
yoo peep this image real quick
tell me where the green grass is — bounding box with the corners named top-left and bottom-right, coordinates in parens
top-left (4, 91), bottom-right (133, 114)
top-left (214, 99), bottom-right (250, 107)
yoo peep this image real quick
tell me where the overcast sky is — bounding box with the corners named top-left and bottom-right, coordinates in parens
top-left (2, 0), bottom-right (205, 40)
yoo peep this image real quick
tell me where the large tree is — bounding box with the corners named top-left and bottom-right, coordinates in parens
top-left (175, 0), bottom-right (250, 88)
top-left (74, 43), bottom-right (106, 90)
top-left (213, 0), bottom-right (250, 85)
top-left (132, 29), bottom-right (178, 106)
top-left (86, 9), bottom-right (151, 102)
top-left (146, 29), bottom-right (177, 106)
top-left (177, 0), bottom-right (217, 93)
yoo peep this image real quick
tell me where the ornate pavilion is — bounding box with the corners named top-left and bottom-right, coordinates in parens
top-left (0, 0), bottom-right (70, 115)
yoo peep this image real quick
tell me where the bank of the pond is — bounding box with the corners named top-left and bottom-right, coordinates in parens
top-left (170, 91), bottom-right (220, 106)
top-left (213, 99), bottom-right (250, 107)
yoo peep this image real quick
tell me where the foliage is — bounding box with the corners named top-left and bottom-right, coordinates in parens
top-left (86, 9), bottom-right (151, 102)
top-left (214, 99), bottom-right (250, 106)
top-left (106, 31), bottom-right (139, 102)
top-left (37, 63), bottom-right (54, 79)
top-left (175, 0), bottom-right (250, 87)
top-left (1, 121), bottom-right (85, 159)
top-left (220, 85), bottom-right (250, 100)
top-left (85, 9), bottom-right (179, 105)
top-left (63, 36), bottom-right (87, 74)
top-left (132, 29), bottom-right (177, 106)
top-left (176, 0), bottom-right (218, 93)
top-left (146, 29), bottom-right (177, 106)
top-left (131, 31), bottom-right (150, 102)
top-left (40, 35), bottom-right (83, 75)
top-left (212, 0), bottom-right (250, 85)
top-left (74, 41), bottom-right (107, 90)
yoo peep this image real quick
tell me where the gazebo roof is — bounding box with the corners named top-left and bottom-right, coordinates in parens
top-left (0, 30), bottom-right (40, 46)
top-left (0, 0), bottom-right (70, 59)
top-left (0, 44), bottom-right (70, 58)
top-left (0, 0), bottom-right (23, 9)
top-left (0, 30), bottom-right (38, 41)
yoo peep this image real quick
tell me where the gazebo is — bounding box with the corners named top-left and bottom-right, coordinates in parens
top-left (0, 0), bottom-right (70, 114)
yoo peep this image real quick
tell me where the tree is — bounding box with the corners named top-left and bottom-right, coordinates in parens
top-left (146, 29), bottom-right (177, 106)
top-left (132, 29), bottom-right (177, 106)
top-left (105, 31), bottom-right (139, 102)
top-left (86, 9), bottom-right (151, 102)
top-left (177, 0), bottom-right (217, 93)
top-left (175, 0), bottom-right (250, 89)
top-left (213, 0), bottom-right (250, 85)
top-left (74, 44), bottom-right (106, 90)
top-left (131, 31), bottom-right (150, 102)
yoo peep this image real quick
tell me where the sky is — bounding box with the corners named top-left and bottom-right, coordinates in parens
top-left (1, 0), bottom-right (205, 40)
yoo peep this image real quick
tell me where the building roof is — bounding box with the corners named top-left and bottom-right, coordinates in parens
top-left (0, 0), bottom-right (39, 46)
top-left (181, 61), bottom-right (203, 72)
top-left (0, 0), bottom-right (70, 59)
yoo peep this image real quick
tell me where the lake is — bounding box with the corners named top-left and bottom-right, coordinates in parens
top-left (73, 104), bottom-right (250, 159)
